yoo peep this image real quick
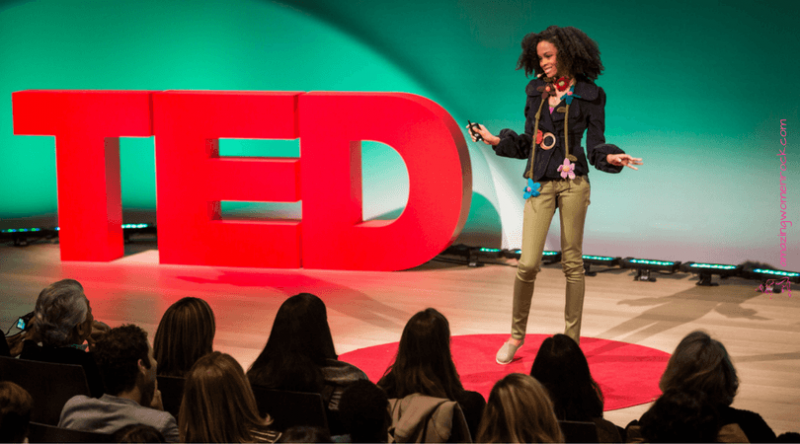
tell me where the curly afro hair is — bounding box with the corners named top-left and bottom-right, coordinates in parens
top-left (517, 26), bottom-right (604, 81)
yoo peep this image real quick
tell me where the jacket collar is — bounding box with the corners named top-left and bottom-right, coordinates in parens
top-left (526, 78), bottom-right (600, 101)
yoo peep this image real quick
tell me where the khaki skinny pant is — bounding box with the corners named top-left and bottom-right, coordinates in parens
top-left (512, 176), bottom-right (590, 343)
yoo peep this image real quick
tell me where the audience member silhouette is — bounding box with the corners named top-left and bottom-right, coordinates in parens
top-left (181, 351), bottom-right (280, 443)
top-left (18, 279), bottom-right (106, 397)
top-left (476, 373), bottom-right (563, 443)
top-left (247, 293), bottom-right (367, 433)
top-left (656, 330), bottom-right (776, 443)
top-left (153, 297), bottom-right (215, 377)
top-left (639, 389), bottom-right (720, 443)
top-left (378, 308), bottom-right (486, 439)
top-left (58, 324), bottom-right (179, 442)
top-left (530, 334), bottom-right (621, 442)
top-left (338, 380), bottom-right (390, 443)
top-left (0, 381), bottom-right (33, 443)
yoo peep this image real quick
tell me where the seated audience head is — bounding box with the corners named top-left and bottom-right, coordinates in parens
top-left (476, 373), bottom-right (563, 443)
top-left (530, 333), bottom-right (603, 420)
top-left (639, 389), bottom-right (720, 443)
top-left (180, 351), bottom-right (276, 443)
top-left (93, 325), bottom-right (157, 406)
top-left (32, 279), bottom-right (93, 347)
top-left (247, 293), bottom-right (336, 390)
top-left (380, 308), bottom-right (464, 400)
top-left (660, 330), bottom-right (738, 407)
top-left (0, 381), bottom-right (33, 443)
top-left (278, 426), bottom-right (332, 443)
top-left (338, 380), bottom-right (390, 443)
top-left (153, 297), bottom-right (215, 377)
top-left (113, 423), bottom-right (166, 443)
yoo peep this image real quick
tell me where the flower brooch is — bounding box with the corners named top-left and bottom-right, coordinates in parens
top-left (555, 76), bottom-right (571, 91)
top-left (523, 178), bottom-right (541, 199)
top-left (558, 158), bottom-right (576, 180)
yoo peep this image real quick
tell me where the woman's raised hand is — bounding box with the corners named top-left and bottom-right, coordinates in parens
top-left (466, 123), bottom-right (500, 146)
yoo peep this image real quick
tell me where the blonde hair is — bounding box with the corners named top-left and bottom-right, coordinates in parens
top-left (179, 352), bottom-right (273, 443)
top-left (476, 373), bottom-right (564, 443)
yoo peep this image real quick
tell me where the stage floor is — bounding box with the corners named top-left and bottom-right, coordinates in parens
top-left (1, 240), bottom-right (798, 434)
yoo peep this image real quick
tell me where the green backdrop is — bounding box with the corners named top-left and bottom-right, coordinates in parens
top-left (1, 0), bottom-right (797, 267)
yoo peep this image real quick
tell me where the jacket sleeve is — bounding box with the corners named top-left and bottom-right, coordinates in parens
top-left (492, 100), bottom-right (534, 160)
top-left (586, 87), bottom-right (625, 173)
top-left (493, 129), bottom-right (532, 159)
top-left (161, 414), bottom-right (181, 443)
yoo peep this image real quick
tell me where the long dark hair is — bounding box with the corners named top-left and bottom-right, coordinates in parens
top-left (639, 389), bottom-right (720, 443)
top-left (659, 331), bottom-right (739, 407)
top-left (530, 334), bottom-right (603, 420)
top-left (517, 25), bottom-right (604, 81)
top-left (247, 293), bottom-right (337, 392)
top-left (153, 297), bottom-right (216, 377)
top-left (378, 308), bottom-right (464, 400)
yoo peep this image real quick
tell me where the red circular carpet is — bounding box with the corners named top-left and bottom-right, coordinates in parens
top-left (338, 334), bottom-right (670, 411)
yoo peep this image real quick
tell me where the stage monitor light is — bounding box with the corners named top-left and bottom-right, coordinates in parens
top-left (0, 228), bottom-right (42, 234)
top-left (2, 224), bottom-right (158, 248)
top-left (503, 249), bottom-right (561, 264)
top-left (747, 268), bottom-right (800, 284)
top-left (470, 247), bottom-right (563, 267)
top-left (122, 223), bottom-right (157, 242)
top-left (467, 247), bottom-right (503, 267)
top-left (582, 255), bottom-right (621, 276)
top-left (504, 248), bottom-right (524, 259)
top-left (621, 257), bottom-right (681, 283)
top-left (679, 262), bottom-right (740, 286)
top-left (438, 245), bottom-right (502, 267)
top-left (540, 250), bottom-right (562, 264)
top-left (122, 223), bottom-right (152, 229)
top-left (478, 247), bottom-right (502, 254)
top-left (0, 227), bottom-right (54, 246)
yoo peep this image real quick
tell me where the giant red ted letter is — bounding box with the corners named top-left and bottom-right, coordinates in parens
top-left (12, 90), bottom-right (153, 261)
top-left (153, 91), bottom-right (304, 268)
top-left (12, 90), bottom-right (472, 271)
top-left (300, 92), bottom-right (471, 270)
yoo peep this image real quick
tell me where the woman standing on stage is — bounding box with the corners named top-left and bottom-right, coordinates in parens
top-left (468, 26), bottom-right (642, 364)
